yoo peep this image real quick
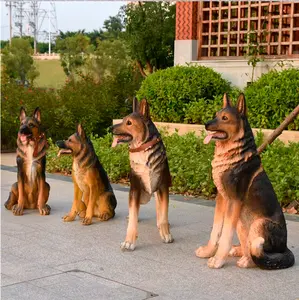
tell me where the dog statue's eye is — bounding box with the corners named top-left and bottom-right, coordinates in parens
top-left (222, 116), bottom-right (228, 121)
top-left (126, 120), bottom-right (132, 126)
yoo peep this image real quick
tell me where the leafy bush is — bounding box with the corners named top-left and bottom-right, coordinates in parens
top-left (261, 141), bottom-right (299, 206)
top-left (136, 65), bottom-right (232, 123)
top-left (1, 80), bottom-right (61, 150)
top-left (163, 132), bottom-right (215, 196)
top-left (244, 68), bottom-right (299, 130)
top-left (46, 132), bottom-right (299, 206)
top-left (1, 69), bottom-right (142, 150)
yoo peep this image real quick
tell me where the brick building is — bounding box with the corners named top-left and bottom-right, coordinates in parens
top-left (174, 1), bottom-right (299, 88)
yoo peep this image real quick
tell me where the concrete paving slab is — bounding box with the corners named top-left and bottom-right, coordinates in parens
top-left (0, 153), bottom-right (16, 167)
top-left (1, 167), bottom-right (299, 300)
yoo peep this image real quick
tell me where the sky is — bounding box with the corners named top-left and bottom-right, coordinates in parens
top-left (1, 1), bottom-right (124, 41)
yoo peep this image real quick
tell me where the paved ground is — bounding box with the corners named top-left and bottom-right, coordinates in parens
top-left (1, 153), bottom-right (299, 300)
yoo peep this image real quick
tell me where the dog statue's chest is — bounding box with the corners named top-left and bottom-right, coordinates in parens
top-left (212, 158), bottom-right (234, 200)
top-left (23, 145), bottom-right (39, 184)
top-left (130, 151), bottom-right (161, 196)
top-left (73, 162), bottom-right (88, 192)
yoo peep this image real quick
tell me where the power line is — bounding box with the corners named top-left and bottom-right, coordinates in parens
top-left (5, 1), bottom-right (58, 53)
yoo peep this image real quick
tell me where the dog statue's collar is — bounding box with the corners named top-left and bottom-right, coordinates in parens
top-left (31, 133), bottom-right (47, 157)
top-left (129, 137), bottom-right (161, 153)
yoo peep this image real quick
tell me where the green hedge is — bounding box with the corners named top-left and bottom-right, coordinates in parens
top-left (136, 65), bottom-right (232, 123)
top-left (244, 68), bottom-right (299, 130)
top-left (1, 70), bottom-right (142, 150)
top-left (46, 133), bottom-right (299, 206)
top-left (136, 66), bottom-right (299, 130)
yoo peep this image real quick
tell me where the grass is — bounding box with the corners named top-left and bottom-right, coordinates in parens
top-left (34, 59), bottom-right (66, 89)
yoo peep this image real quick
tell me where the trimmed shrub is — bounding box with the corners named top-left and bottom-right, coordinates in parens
top-left (244, 68), bottom-right (299, 130)
top-left (46, 132), bottom-right (299, 206)
top-left (184, 87), bottom-right (242, 124)
top-left (136, 65), bottom-right (232, 123)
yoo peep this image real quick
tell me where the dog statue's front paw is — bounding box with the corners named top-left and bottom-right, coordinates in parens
top-left (195, 244), bottom-right (217, 258)
top-left (39, 204), bottom-right (51, 216)
top-left (98, 212), bottom-right (112, 221)
top-left (120, 241), bottom-right (136, 251)
top-left (158, 223), bottom-right (174, 244)
top-left (237, 256), bottom-right (255, 268)
top-left (207, 256), bottom-right (226, 269)
top-left (12, 204), bottom-right (24, 216)
top-left (78, 210), bottom-right (86, 218)
top-left (161, 233), bottom-right (174, 244)
top-left (229, 245), bottom-right (243, 257)
top-left (63, 212), bottom-right (76, 222)
top-left (81, 217), bottom-right (92, 225)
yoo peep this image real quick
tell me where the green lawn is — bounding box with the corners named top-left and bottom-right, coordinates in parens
top-left (34, 59), bottom-right (66, 89)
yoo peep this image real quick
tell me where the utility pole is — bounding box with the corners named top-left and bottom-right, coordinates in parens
top-left (48, 2), bottom-right (51, 55)
top-left (9, 2), bottom-right (12, 45)
top-left (32, 0), bottom-right (38, 55)
top-left (14, 1), bottom-right (25, 37)
top-left (5, 1), bottom-right (13, 45)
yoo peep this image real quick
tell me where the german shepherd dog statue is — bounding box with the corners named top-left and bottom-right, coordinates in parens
top-left (111, 98), bottom-right (173, 250)
top-left (5, 107), bottom-right (51, 216)
top-left (196, 94), bottom-right (295, 269)
top-left (56, 124), bottom-right (117, 225)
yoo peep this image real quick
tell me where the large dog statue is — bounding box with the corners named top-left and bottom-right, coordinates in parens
top-left (112, 98), bottom-right (173, 250)
top-left (5, 107), bottom-right (50, 216)
top-left (196, 94), bottom-right (295, 270)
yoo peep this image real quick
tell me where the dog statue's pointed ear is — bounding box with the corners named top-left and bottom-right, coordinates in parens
top-left (236, 93), bottom-right (247, 116)
top-left (133, 96), bottom-right (139, 113)
top-left (222, 93), bottom-right (232, 108)
top-left (77, 123), bottom-right (86, 140)
top-left (20, 107), bottom-right (26, 122)
top-left (139, 99), bottom-right (150, 119)
top-left (33, 107), bottom-right (41, 123)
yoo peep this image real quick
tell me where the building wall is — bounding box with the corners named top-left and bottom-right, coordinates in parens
top-left (174, 39), bottom-right (299, 89)
top-left (174, 2), bottom-right (299, 89)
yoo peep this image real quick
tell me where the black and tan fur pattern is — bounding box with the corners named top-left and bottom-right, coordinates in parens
top-left (5, 107), bottom-right (50, 216)
top-left (56, 124), bottom-right (117, 225)
top-left (111, 98), bottom-right (173, 250)
top-left (196, 94), bottom-right (295, 270)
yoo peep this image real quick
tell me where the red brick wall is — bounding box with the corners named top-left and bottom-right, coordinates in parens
top-left (176, 2), bottom-right (198, 40)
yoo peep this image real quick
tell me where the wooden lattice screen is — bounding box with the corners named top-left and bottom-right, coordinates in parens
top-left (198, 1), bottom-right (299, 59)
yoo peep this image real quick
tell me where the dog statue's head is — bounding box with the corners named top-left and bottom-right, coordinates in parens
top-left (204, 93), bottom-right (248, 144)
top-left (111, 98), bottom-right (152, 149)
top-left (56, 124), bottom-right (87, 157)
top-left (18, 107), bottom-right (42, 144)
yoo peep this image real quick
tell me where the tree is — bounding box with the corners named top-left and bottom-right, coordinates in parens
top-left (121, 2), bottom-right (176, 77)
top-left (1, 40), bottom-right (9, 49)
top-left (56, 34), bottom-right (93, 79)
top-left (57, 29), bottom-right (86, 40)
top-left (103, 16), bottom-right (124, 40)
top-left (85, 29), bottom-right (105, 47)
top-left (2, 37), bottom-right (39, 85)
top-left (37, 42), bottom-right (56, 54)
top-left (88, 39), bottom-right (130, 82)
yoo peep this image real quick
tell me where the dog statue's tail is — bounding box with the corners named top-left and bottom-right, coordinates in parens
top-left (250, 237), bottom-right (295, 270)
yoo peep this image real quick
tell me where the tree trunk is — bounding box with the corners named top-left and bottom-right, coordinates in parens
top-left (257, 104), bottom-right (299, 154)
top-left (146, 60), bottom-right (153, 73)
top-left (136, 60), bottom-right (147, 78)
